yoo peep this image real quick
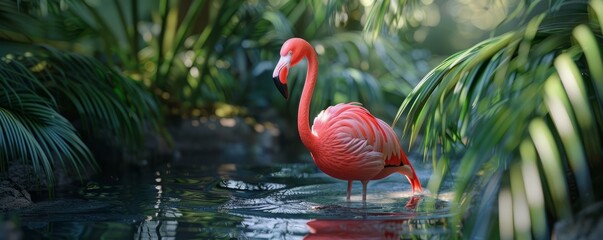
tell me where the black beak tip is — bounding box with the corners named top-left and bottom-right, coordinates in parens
top-left (272, 76), bottom-right (289, 99)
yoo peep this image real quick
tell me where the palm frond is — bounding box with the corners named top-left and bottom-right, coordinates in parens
top-left (363, 0), bottom-right (424, 38)
top-left (0, 58), bottom-right (95, 184)
top-left (23, 46), bottom-right (161, 149)
top-left (0, 43), bottom-right (162, 184)
top-left (0, 0), bottom-right (40, 41)
top-left (361, 0), bottom-right (568, 38)
top-left (395, 0), bottom-right (602, 238)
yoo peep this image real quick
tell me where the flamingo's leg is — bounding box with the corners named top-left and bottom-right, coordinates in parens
top-left (347, 180), bottom-right (352, 201)
top-left (361, 180), bottom-right (368, 202)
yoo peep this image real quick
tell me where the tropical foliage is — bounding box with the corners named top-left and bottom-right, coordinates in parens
top-left (0, 54), bottom-right (94, 183)
top-left (393, 0), bottom-right (603, 238)
top-left (0, 47), bottom-right (160, 185)
top-left (30, 0), bottom-right (426, 119)
top-left (0, 1), bottom-right (161, 185)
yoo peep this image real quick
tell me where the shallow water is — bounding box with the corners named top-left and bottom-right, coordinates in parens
top-left (6, 155), bottom-right (453, 239)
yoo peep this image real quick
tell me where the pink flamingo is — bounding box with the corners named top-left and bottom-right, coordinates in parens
top-left (272, 38), bottom-right (422, 202)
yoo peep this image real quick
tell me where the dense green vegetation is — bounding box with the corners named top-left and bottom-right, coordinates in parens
top-left (1, 0), bottom-right (601, 238)
top-left (394, 0), bottom-right (603, 238)
top-left (0, 46), bottom-right (163, 184)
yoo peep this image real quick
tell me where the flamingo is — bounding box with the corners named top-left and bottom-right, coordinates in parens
top-left (272, 38), bottom-right (422, 202)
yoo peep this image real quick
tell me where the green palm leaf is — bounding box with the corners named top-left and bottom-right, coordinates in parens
top-left (0, 60), bottom-right (95, 183)
top-left (0, 44), bottom-right (162, 184)
top-left (395, 0), bottom-right (602, 238)
top-left (20, 46), bottom-right (161, 149)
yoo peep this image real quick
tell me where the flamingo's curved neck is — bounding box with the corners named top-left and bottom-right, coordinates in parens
top-left (298, 45), bottom-right (318, 149)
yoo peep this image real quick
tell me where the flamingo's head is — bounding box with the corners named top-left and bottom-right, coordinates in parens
top-left (272, 38), bottom-right (308, 99)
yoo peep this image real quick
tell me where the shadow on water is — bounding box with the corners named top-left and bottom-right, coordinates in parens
top-left (3, 153), bottom-right (454, 239)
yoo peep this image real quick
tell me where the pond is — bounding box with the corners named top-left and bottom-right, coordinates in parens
top-left (6, 153), bottom-right (453, 239)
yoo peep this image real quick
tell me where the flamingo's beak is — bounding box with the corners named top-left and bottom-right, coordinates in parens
top-left (272, 54), bottom-right (290, 99)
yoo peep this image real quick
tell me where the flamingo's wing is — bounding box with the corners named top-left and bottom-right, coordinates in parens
top-left (312, 103), bottom-right (408, 168)
top-left (375, 118), bottom-right (412, 167)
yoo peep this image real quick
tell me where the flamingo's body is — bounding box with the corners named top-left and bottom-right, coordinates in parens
top-left (272, 38), bottom-right (422, 201)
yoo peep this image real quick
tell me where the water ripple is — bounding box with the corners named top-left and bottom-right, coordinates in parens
top-left (217, 179), bottom-right (287, 191)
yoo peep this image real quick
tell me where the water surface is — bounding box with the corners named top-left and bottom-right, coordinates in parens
top-left (8, 155), bottom-right (452, 239)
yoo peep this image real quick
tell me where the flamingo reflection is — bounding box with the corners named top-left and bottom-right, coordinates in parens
top-left (305, 196), bottom-right (422, 240)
